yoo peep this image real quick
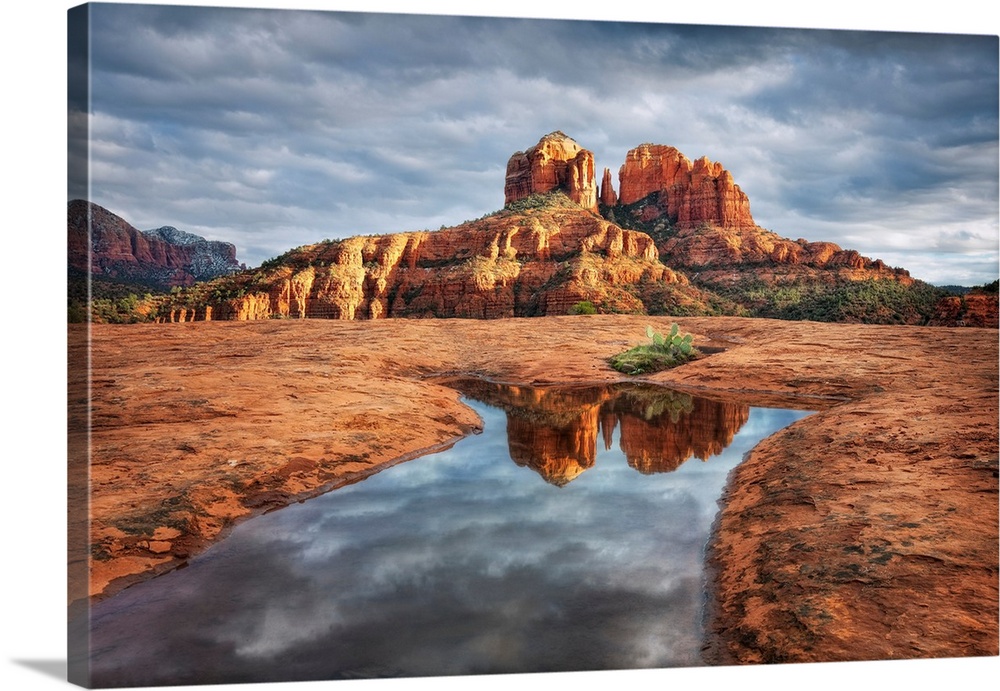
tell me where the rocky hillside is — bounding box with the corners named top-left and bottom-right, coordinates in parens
top-left (68, 199), bottom-right (243, 290)
top-left (595, 141), bottom-right (913, 290)
top-left (159, 192), bottom-right (735, 323)
top-left (123, 132), bottom-right (955, 325)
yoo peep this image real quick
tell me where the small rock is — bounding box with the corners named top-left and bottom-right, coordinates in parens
top-left (147, 541), bottom-right (172, 554)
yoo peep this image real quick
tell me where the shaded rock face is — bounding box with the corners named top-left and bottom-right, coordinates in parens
top-left (449, 379), bottom-right (750, 486)
top-left (505, 132), bottom-right (598, 212)
top-left (68, 200), bottom-right (241, 289)
top-left (929, 292), bottom-right (1000, 327)
top-left (617, 144), bottom-right (755, 230)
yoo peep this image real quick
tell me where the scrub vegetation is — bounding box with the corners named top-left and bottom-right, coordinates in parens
top-left (609, 324), bottom-right (700, 375)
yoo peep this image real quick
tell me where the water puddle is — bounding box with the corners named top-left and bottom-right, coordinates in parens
top-left (86, 379), bottom-right (811, 686)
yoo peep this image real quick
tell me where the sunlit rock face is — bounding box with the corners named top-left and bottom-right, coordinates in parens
top-left (450, 379), bottom-right (751, 485)
top-left (170, 198), bottom-right (684, 322)
top-left (504, 131), bottom-right (598, 213)
top-left (617, 144), bottom-right (755, 230)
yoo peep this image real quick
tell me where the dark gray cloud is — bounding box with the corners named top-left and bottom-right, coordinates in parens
top-left (71, 1), bottom-right (998, 286)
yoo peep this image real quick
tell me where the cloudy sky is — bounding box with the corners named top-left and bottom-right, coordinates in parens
top-left (69, 2), bottom-right (998, 285)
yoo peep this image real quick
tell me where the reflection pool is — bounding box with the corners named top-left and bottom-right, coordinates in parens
top-left (87, 380), bottom-right (811, 686)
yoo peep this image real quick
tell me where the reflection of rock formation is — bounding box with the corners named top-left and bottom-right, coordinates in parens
top-left (606, 393), bottom-right (750, 474)
top-left (448, 379), bottom-right (750, 484)
top-left (452, 379), bottom-right (611, 486)
top-left (507, 406), bottom-right (599, 487)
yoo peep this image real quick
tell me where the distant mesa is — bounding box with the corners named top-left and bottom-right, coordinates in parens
top-left (68, 199), bottom-right (243, 290)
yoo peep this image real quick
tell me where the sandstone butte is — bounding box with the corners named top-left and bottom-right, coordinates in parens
top-left (70, 316), bottom-right (998, 666)
top-left (505, 130), bottom-right (598, 212)
top-left (137, 132), bottom-right (927, 325)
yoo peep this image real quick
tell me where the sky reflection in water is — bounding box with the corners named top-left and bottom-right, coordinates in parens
top-left (88, 381), bottom-right (811, 686)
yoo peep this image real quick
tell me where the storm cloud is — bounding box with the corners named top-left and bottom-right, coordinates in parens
top-left (71, 2), bottom-right (998, 285)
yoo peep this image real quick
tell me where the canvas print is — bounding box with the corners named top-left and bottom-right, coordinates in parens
top-left (67, 2), bottom-right (999, 688)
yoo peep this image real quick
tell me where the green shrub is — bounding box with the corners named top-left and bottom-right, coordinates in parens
top-left (609, 324), bottom-right (699, 375)
top-left (708, 276), bottom-right (945, 324)
top-left (569, 300), bottom-right (598, 315)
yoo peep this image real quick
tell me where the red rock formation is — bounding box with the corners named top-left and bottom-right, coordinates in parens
top-left (504, 132), bottom-right (598, 212)
top-left (929, 292), bottom-right (999, 327)
top-left (617, 144), bottom-right (755, 229)
top-left (181, 197), bottom-right (693, 321)
top-left (599, 167), bottom-right (617, 207)
top-left (68, 200), bottom-right (241, 289)
top-left (605, 144), bottom-right (914, 286)
top-left (152, 133), bottom-right (926, 323)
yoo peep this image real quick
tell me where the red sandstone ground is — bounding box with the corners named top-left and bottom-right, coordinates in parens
top-left (68, 316), bottom-right (998, 664)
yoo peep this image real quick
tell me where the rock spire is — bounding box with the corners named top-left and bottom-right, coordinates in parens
top-left (504, 131), bottom-right (598, 212)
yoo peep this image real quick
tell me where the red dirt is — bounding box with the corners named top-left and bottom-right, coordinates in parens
top-left (68, 316), bottom-right (998, 664)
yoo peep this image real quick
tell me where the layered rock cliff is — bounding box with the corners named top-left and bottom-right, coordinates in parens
top-left (615, 144), bottom-right (755, 230)
top-left (163, 193), bottom-right (716, 322)
top-left (68, 199), bottom-right (242, 290)
top-left (505, 132), bottom-right (598, 213)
